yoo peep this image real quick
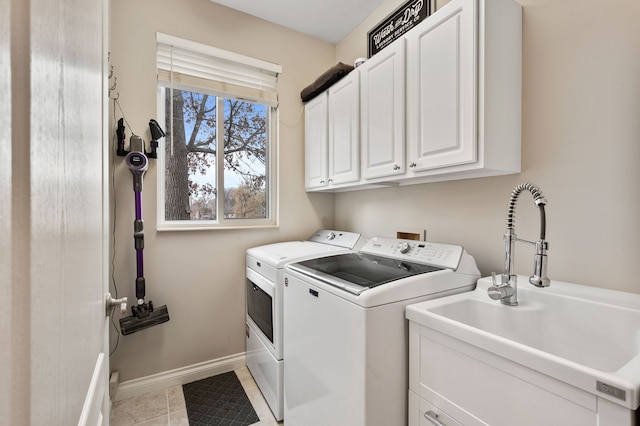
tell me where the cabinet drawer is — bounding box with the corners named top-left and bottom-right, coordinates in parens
top-left (413, 325), bottom-right (597, 426)
top-left (409, 390), bottom-right (463, 426)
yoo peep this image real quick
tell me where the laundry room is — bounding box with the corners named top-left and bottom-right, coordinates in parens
top-left (106, 0), bottom-right (640, 423)
top-left (4, 0), bottom-right (640, 423)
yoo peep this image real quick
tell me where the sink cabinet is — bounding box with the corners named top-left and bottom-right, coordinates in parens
top-left (408, 321), bottom-right (638, 426)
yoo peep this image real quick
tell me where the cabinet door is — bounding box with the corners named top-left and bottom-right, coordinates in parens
top-left (407, 0), bottom-right (476, 172)
top-left (304, 93), bottom-right (329, 189)
top-left (360, 38), bottom-right (406, 180)
top-left (328, 71), bottom-right (360, 185)
top-left (415, 326), bottom-right (597, 426)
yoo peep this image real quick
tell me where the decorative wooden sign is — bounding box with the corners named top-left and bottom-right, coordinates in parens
top-left (367, 0), bottom-right (432, 58)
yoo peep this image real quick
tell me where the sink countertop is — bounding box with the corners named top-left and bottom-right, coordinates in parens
top-left (406, 275), bottom-right (640, 410)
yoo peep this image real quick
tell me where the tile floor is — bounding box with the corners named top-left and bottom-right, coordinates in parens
top-left (110, 367), bottom-right (282, 426)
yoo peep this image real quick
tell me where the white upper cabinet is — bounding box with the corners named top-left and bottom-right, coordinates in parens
top-left (360, 38), bottom-right (406, 180)
top-left (328, 70), bottom-right (360, 186)
top-left (305, 70), bottom-right (360, 190)
top-left (304, 93), bottom-right (329, 189)
top-left (406, 0), bottom-right (522, 181)
top-left (303, 0), bottom-right (521, 192)
top-left (406, 0), bottom-right (475, 172)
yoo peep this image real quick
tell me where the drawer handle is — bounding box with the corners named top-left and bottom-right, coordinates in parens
top-left (424, 410), bottom-right (447, 426)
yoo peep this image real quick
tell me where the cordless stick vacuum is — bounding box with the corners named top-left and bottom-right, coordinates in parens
top-left (119, 133), bottom-right (170, 335)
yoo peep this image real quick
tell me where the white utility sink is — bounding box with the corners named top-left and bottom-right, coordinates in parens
top-left (406, 275), bottom-right (640, 409)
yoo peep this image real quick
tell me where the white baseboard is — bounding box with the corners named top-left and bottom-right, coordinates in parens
top-left (113, 352), bottom-right (246, 401)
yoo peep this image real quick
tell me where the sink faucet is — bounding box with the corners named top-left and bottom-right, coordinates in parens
top-left (488, 183), bottom-right (550, 305)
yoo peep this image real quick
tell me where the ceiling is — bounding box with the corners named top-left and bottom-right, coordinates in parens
top-left (209, 0), bottom-right (389, 44)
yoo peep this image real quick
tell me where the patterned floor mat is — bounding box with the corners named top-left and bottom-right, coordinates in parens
top-left (183, 371), bottom-right (260, 426)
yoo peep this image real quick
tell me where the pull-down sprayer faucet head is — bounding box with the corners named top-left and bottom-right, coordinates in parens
top-left (529, 193), bottom-right (550, 287)
top-left (530, 240), bottom-right (550, 287)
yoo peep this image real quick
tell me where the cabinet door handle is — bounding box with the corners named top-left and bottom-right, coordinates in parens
top-left (320, 180), bottom-right (325, 184)
top-left (328, 178), bottom-right (333, 183)
top-left (424, 410), bottom-right (447, 426)
top-left (393, 164), bottom-right (401, 171)
top-left (409, 162), bottom-right (417, 168)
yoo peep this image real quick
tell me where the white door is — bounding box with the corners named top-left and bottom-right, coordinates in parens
top-left (304, 93), bottom-right (329, 189)
top-left (328, 70), bottom-right (360, 186)
top-left (1, 0), bottom-right (110, 424)
top-left (360, 38), bottom-right (406, 180)
top-left (406, 0), bottom-right (476, 172)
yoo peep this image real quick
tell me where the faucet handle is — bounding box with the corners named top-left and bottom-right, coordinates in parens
top-left (488, 283), bottom-right (516, 300)
top-left (488, 272), bottom-right (517, 304)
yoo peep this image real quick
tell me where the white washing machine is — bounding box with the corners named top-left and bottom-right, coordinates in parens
top-left (283, 237), bottom-right (481, 426)
top-left (245, 230), bottom-right (364, 421)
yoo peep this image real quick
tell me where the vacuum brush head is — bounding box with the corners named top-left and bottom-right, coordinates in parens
top-left (120, 304), bottom-right (170, 335)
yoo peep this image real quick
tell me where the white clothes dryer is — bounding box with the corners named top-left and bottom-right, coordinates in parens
top-left (245, 230), bottom-right (364, 421)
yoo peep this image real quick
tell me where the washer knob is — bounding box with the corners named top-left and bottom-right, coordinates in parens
top-left (327, 232), bottom-right (336, 240)
top-left (398, 242), bottom-right (411, 254)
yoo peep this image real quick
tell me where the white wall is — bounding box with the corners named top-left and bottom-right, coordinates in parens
top-left (109, 0), bottom-right (336, 381)
top-left (335, 0), bottom-right (640, 293)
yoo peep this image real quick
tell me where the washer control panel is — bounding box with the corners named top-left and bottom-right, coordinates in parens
top-left (361, 237), bottom-right (463, 270)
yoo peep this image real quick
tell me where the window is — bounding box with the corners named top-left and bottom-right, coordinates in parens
top-left (156, 33), bottom-right (281, 230)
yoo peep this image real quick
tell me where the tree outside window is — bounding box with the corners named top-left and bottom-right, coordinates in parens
top-left (162, 87), bottom-right (269, 223)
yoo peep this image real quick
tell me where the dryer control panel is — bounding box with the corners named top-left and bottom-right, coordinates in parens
top-left (361, 237), bottom-right (463, 270)
top-left (308, 229), bottom-right (363, 249)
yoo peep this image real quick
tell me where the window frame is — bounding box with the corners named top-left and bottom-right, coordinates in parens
top-left (156, 85), bottom-right (279, 231)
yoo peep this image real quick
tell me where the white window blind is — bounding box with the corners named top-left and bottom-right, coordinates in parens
top-left (156, 33), bottom-right (282, 107)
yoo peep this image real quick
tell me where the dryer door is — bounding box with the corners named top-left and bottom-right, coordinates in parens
top-left (246, 268), bottom-right (275, 344)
